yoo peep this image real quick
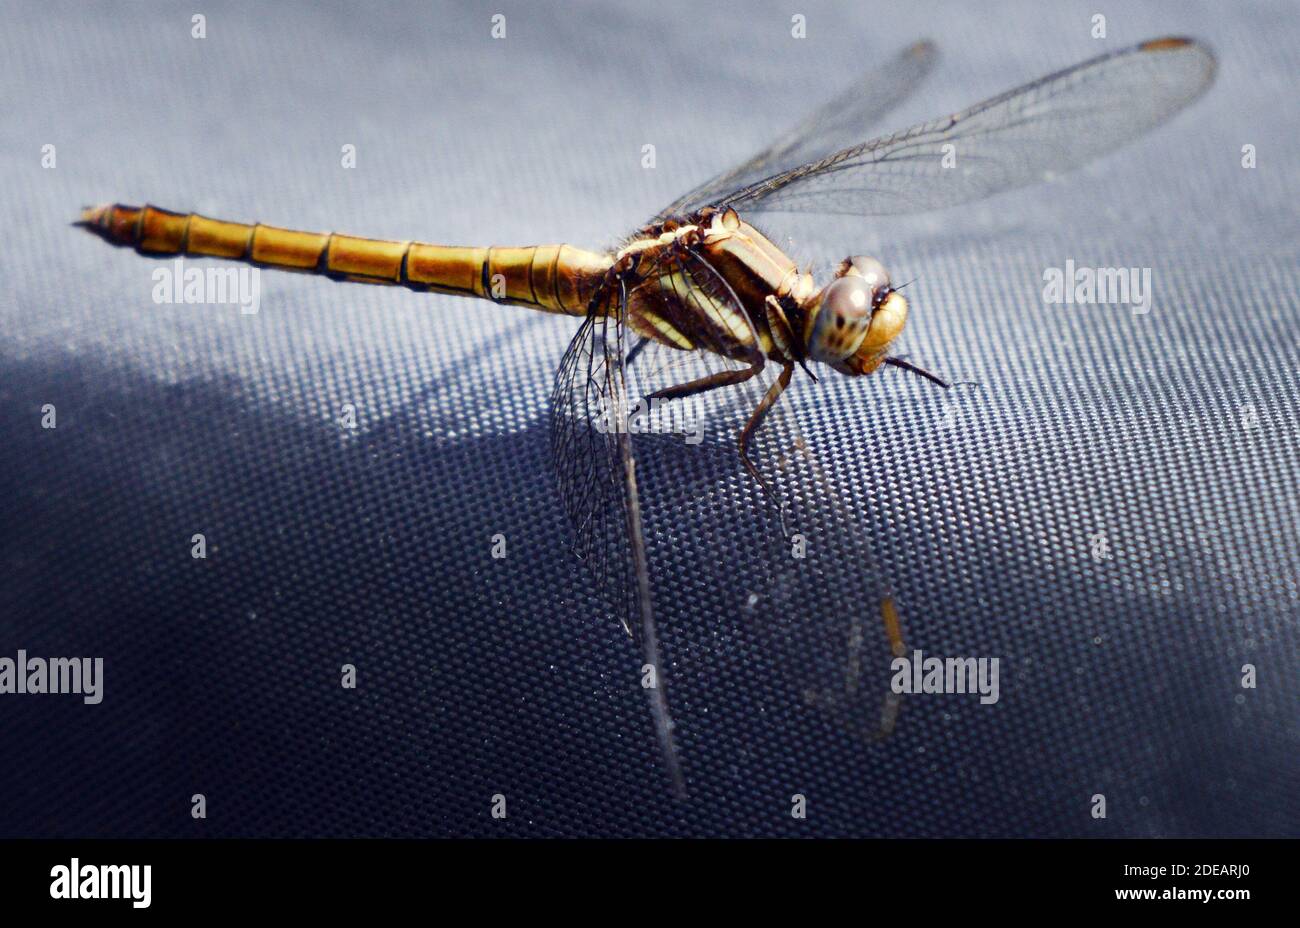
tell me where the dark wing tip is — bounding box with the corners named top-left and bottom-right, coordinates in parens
top-left (1138, 36), bottom-right (1217, 90)
top-left (1139, 36), bottom-right (1196, 52)
top-left (1142, 35), bottom-right (1217, 66)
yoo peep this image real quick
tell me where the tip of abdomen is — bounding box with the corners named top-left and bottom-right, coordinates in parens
top-left (74, 202), bottom-right (140, 247)
top-left (75, 203), bottom-right (110, 228)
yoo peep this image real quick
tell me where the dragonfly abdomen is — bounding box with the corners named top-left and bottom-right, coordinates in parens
top-left (78, 203), bottom-right (611, 316)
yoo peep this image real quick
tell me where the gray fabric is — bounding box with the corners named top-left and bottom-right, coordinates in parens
top-left (1, 0), bottom-right (1297, 836)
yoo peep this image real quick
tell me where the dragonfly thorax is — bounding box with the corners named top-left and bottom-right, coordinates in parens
top-left (621, 209), bottom-right (814, 363)
top-left (620, 211), bottom-right (907, 379)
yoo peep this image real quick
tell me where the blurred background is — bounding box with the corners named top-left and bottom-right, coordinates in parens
top-left (1, 0), bottom-right (1297, 836)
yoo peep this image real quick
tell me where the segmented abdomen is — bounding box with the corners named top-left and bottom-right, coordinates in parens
top-left (78, 203), bottom-right (612, 316)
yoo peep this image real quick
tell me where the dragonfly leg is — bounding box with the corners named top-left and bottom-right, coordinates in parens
top-left (875, 596), bottom-right (907, 740)
top-left (883, 356), bottom-right (950, 389)
top-left (738, 361), bottom-right (795, 536)
top-left (645, 355), bottom-right (763, 401)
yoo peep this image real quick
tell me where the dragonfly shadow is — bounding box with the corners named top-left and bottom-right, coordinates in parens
top-left (0, 352), bottom-right (652, 836)
top-left (4, 347), bottom-right (1288, 836)
top-left (0, 344), bottom-right (924, 836)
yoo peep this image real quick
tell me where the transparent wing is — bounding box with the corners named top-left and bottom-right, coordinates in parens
top-left (549, 280), bottom-right (684, 794)
top-left (550, 302), bottom-right (626, 629)
top-left (715, 37), bottom-right (1215, 216)
top-left (654, 40), bottom-right (937, 222)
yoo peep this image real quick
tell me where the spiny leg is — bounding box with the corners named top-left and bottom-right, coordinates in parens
top-left (883, 356), bottom-right (950, 389)
top-left (646, 355), bottom-right (763, 402)
top-left (737, 361), bottom-right (794, 537)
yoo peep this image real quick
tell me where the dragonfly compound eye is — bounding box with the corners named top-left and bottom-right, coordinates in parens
top-left (837, 255), bottom-right (891, 302)
top-left (808, 275), bottom-right (875, 363)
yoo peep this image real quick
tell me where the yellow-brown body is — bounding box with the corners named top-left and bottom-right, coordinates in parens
top-left (79, 203), bottom-right (612, 316)
top-left (78, 203), bottom-right (904, 378)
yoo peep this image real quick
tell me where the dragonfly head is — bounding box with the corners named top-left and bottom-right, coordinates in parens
top-left (804, 256), bottom-right (907, 374)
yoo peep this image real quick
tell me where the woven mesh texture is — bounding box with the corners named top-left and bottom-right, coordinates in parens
top-left (1, 0), bottom-right (1297, 836)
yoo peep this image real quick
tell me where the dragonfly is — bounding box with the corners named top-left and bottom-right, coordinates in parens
top-left (78, 37), bottom-right (1216, 794)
